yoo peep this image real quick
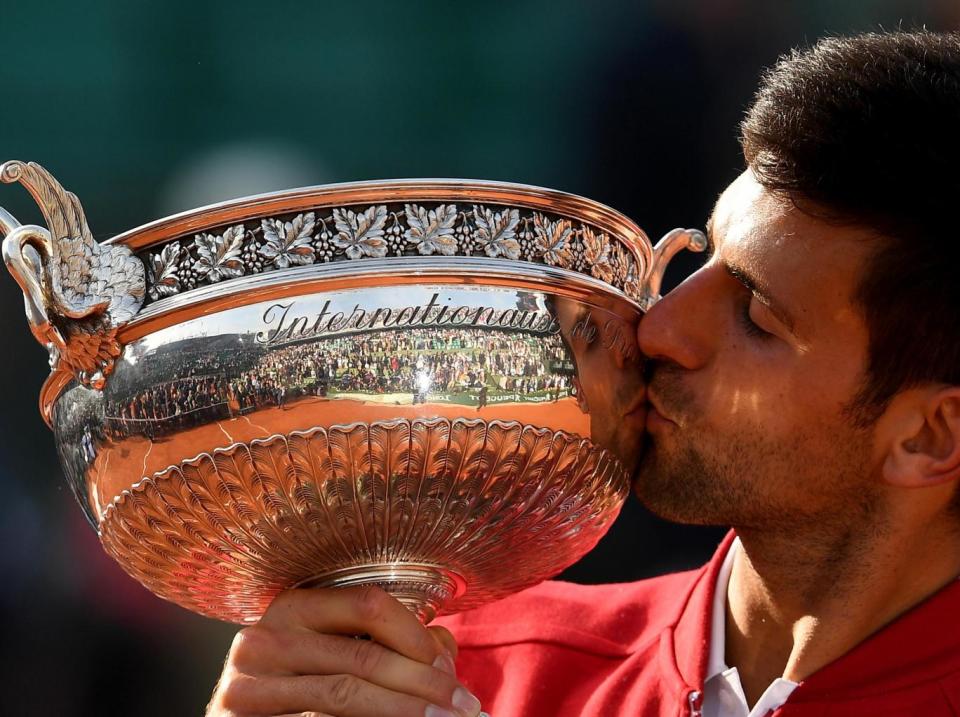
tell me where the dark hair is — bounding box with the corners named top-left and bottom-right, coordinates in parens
top-left (741, 31), bottom-right (960, 428)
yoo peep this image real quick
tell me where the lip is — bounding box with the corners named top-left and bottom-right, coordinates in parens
top-left (646, 405), bottom-right (673, 431)
top-left (645, 392), bottom-right (676, 429)
top-left (622, 391), bottom-right (648, 421)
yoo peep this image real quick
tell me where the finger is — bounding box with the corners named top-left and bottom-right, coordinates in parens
top-left (230, 629), bottom-right (470, 709)
top-left (427, 625), bottom-right (459, 660)
top-left (217, 673), bottom-right (480, 717)
top-left (260, 586), bottom-right (438, 664)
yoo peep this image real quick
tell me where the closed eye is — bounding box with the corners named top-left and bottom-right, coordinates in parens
top-left (738, 299), bottom-right (773, 339)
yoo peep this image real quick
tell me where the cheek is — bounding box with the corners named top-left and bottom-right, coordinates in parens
top-left (693, 353), bottom-right (783, 420)
top-left (692, 356), bottom-right (809, 432)
top-left (695, 356), bottom-right (862, 446)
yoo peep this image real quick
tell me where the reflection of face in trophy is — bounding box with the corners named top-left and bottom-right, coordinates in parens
top-left (551, 296), bottom-right (647, 478)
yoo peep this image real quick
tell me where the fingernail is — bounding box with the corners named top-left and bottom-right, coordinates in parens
top-left (452, 687), bottom-right (482, 715)
top-left (433, 653), bottom-right (457, 676)
top-left (425, 705), bottom-right (457, 717)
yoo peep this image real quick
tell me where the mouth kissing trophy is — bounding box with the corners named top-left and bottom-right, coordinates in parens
top-left (0, 160), bottom-right (704, 626)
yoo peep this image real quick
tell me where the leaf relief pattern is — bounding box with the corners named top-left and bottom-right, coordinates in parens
top-left (260, 212), bottom-right (316, 268)
top-left (332, 205), bottom-right (388, 259)
top-left (193, 225), bottom-right (246, 282)
top-left (582, 226), bottom-right (615, 283)
top-left (621, 251), bottom-right (643, 301)
top-left (472, 206), bottom-right (521, 260)
top-left (609, 242), bottom-right (630, 286)
top-left (404, 203), bottom-right (458, 256)
top-left (533, 213), bottom-right (574, 268)
top-left (146, 243), bottom-right (182, 300)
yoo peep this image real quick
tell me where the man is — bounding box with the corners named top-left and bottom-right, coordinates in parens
top-left (206, 30), bottom-right (960, 716)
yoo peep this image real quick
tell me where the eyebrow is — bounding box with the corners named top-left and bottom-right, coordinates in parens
top-left (724, 261), bottom-right (798, 334)
top-left (705, 206), bottom-right (799, 335)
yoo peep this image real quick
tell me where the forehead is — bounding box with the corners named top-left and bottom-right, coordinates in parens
top-left (711, 172), bottom-right (810, 273)
top-left (709, 171), bottom-right (875, 336)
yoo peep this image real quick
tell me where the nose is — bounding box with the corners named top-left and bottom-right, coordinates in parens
top-left (636, 268), bottom-right (714, 370)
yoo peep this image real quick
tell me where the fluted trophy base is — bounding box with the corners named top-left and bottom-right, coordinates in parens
top-left (297, 563), bottom-right (466, 623)
top-left (98, 417), bottom-right (628, 624)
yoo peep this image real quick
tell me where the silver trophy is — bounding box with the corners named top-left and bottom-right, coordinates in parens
top-left (0, 160), bottom-right (704, 624)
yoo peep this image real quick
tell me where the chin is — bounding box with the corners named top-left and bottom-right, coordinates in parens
top-left (615, 433), bottom-right (646, 479)
top-left (630, 446), bottom-right (733, 526)
top-left (634, 483), bottom-right (730, 526)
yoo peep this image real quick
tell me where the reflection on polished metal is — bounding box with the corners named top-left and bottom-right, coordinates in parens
top-left (1, 160), bottom-right (706, 624)
top-left (100, 418), bottom-right (623, 622)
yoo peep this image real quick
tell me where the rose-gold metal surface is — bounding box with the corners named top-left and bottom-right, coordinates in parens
top-left (2, 162), bottom-right (707, 627)
top-left (98, 418), bottom-right (627, 624)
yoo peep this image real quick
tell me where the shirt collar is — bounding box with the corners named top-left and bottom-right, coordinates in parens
top-left (673, 530), bottom-right (960, 704)
top-left (706, 535), bottom-right (741, 680)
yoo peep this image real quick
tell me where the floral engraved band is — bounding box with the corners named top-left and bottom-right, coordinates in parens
top-left (142, 202), bottom-right (659, 305)
top-left (1, 160), bottom-right (706, 634)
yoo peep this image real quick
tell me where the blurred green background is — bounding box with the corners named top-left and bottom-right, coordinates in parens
top-left (1, 1), bottom-right (956, 713)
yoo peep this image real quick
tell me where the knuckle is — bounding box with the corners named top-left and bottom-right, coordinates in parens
top-left (265, 586), bottom-right (324, 619)
top-left (262, 587), bottom-right (346, 632)
top-left (215, 672), bottom-right (256, 712)
top-left (325, 674), bottom-right (360, 712)
top-left (353, 584), bottom-right (389, 622)
top-left (265, 587), bottom-right (297, 611)
top-left (351, 638), bottom-right (383, 677)
top-left (229, 626), bottom-right (273, 667)
top-left (264, 587), bottom-right (305, 615)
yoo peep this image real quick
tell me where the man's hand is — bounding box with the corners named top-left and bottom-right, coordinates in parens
top-left (206, 585), bottom-right (481, 717)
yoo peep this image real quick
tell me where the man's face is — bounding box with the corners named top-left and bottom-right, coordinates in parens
top-left (634, 170), bottom-right (883, 531)
top-left (552, 297), bottom-right (647, 474)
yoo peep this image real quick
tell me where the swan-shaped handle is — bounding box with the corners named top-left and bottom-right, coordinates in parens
top-left (0, 160), bottom-right (145, 388)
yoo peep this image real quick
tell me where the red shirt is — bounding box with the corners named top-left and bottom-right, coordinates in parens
top-left (438, 533), bottom-right (960, 716)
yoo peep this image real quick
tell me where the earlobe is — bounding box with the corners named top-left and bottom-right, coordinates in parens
top-left (882, 390), bottom-right (960, 489)
top-left (572, 377), bottom-right (589, 414)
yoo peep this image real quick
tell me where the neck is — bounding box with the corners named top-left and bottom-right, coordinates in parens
top-left (724, 516), bottom-right (960, 706)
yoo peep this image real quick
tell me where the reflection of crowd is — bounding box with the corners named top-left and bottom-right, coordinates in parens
top-left (105, 327), bottom-right (573, 440)
top-left (106, 375), bottom-right (231, 438)
top-left (263, 328), bottom-right (571, 397)
top-left (110, 350), bottom-right (241, 394)
top-left (105, 345), bottom-right (257, 439)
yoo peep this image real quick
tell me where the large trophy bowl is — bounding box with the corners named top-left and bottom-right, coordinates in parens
top-left (0, 160), bottom-right (704, 624)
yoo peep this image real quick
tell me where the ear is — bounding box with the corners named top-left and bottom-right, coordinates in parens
top-left (882, 387), bottom-right (960, 489)
top-left (572, 377), bottom-right (589, 414)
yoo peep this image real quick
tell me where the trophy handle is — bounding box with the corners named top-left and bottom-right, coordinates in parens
top-left (639, 227), bottom-right (708, 311)
top-left (0, 160), bottom-right (146, 389)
